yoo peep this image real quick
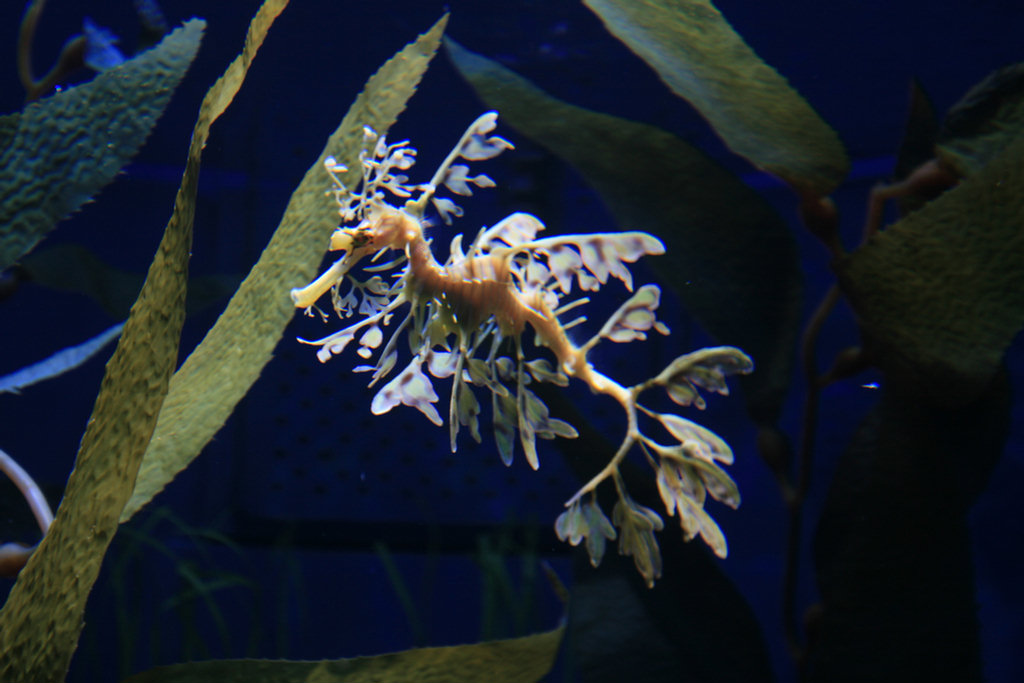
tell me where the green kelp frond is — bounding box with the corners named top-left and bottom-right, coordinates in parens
top-left (121, 13), bottom-right (449, 522)
top-left (0, 4), bottom-right (284, 681)
top-left (122, 621), bottom-right (564, 683)
top-left (0, 19), bottom-right (204, 272)
top-left (583, 0), bottom-right (848, 196)
top-left (838, 130), bottom-right (1024, 406)
top-left (937, 62), bottom-right (1024, 177)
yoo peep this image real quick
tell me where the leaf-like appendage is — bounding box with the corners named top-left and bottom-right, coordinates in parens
top-left (612, 497), bottom-right (665, 588)
top-left (522, 232), bottom-right (664, 294)
top-left (655, 412), bottom-right (734, 465)
top-left (492, 389), bottom-right (518, 467)
top-left (555, 497), bottom-right (617, 567)
top-left (590, 284), bottom-right (669, 346)
top-left (0, 20), bottom-right (204, 272)
top-left (651, 346), bottom-right (754, 410)
top-left (474, 212), bottom-right (545, 253)
top-left (372, 356), bottom-right (442, 426)
top-left (454, 111), bottom-right (514, 161)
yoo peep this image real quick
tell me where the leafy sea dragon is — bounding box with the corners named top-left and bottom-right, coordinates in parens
top-left (290, 113), bottom-right (753, 586)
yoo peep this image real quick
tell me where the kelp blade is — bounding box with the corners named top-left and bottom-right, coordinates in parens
top-left (0, 20), bottom-right (203, 271)
top-left (121, 14), bottom-right (449, 521)
top-left (810, 380), bottom-right (1006, 680)
top-left (0, 4), bottom-right (284, 680)
top-left (123, 624), bottom-right (564, 683)
top-left (837, 130), bottom-right (1024, 406)
top-left (584, 0), bottom-right (848, 196)
top-left (19, 242), bottom-right (241, 319)
top-left (936, 62), bottom-right (1024, 177)
top-left (446, 38), bottom-right (801, 424)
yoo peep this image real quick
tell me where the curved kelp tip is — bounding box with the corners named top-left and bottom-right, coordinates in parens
top-left (0, 3), bottom-right (286, 681)
top-left (120, 13), bottom-right (449, 523)
top-left (0, 19), bottom-right (205, 272)
top-left (583, 0), bottom-right (849, 198)
top-left (0, 322), bottom-right (124, 395)
top-left (445, 38), bottom-right (801, 426)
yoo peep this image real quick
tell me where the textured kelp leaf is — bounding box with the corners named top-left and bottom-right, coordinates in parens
top-left (836, 132), bottom-right (1024, 406)
top-left (583, 0), bottom-right (848, 196)
top-left (21, 242), bottom-right (240, 318)
top-left (0, 20), bottom-right (203, 272)
top-left (447, 39), bottom-right (801, 422)
top-left (0, 112), bottom-right (19, 152)
top-left (810, 380), bottom-right (1006, 681)
top-left (123, 624), bottom-right (564, 683)
top-left (121, 14), bottom-right (448, 521)
top-left (936, 63), bottom-right (1024, 177)
top-left (0, 5), bottom-right (280, 679)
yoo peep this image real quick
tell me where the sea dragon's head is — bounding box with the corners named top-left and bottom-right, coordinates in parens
top-left (290, 113), bottom-right (512, 312)
top-left (327, 200), bottom-right (415, 259)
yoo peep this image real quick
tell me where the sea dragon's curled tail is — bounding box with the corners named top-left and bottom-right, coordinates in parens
top-left (291, 113), bottom-right (753, 586)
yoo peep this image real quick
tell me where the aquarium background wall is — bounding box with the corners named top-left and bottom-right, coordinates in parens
top-left (1, 1), bottom-right (1022, 681)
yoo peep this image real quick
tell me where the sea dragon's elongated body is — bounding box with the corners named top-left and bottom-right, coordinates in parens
top-left (291, 113), bottom-right (752, 586)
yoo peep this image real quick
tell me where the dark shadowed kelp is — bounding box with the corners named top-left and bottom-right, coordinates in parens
top-left (809, 376), bottom-right (1007, 682)
top-left (837, 130), bottom-right (1024, 405)
top-left (936, 63), bottom-right (1024, 178)
top-left (121, 625), bottom-right (564, 683)
top-left (18, 242), bottom-right (241, 319)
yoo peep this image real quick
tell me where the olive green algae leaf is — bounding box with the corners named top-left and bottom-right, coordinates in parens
top-left (837, 131), bottom-right (1024, 407)
top-left (121, 14), bottom-right (449, 522)
top-left (583, 0), bottom-right (848, 197)
top-left (936, 62), bottom-right (1024, 178)
top-left (0, 4), bottom-right (282, 679)
top-left (0, 19), bottom-right (204, 272)
top-left (447, 39), bottom-right (801, 423)
top-left (123, 624), bottom-right (564, 683)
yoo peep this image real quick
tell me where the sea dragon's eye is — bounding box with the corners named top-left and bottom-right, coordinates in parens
top-left (350, 229), bottom-right (370, 248)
